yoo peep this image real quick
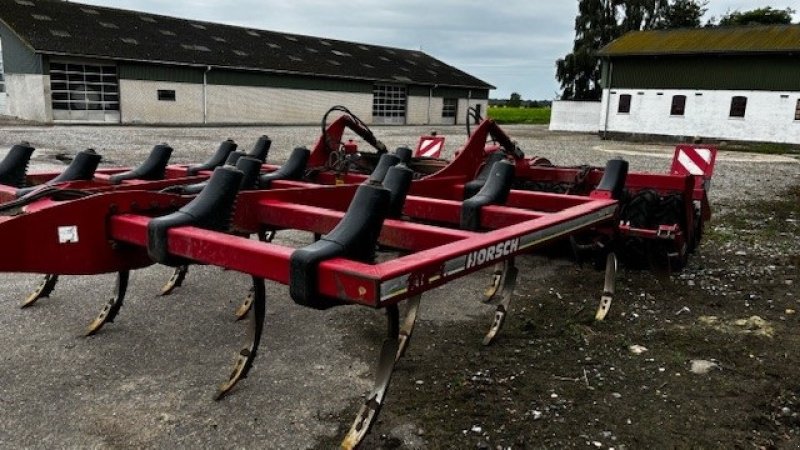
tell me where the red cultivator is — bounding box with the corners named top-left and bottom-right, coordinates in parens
top-left (0, 106), bottom-right (716, 448)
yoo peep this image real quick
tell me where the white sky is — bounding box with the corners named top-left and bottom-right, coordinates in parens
top-left (77, 0), bottom-right (798, 100)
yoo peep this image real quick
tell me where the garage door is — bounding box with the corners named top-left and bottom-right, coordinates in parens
top-left (372, 84), bottom-right (406, 125)
top-left (50, 62), bottom-right (120, 122)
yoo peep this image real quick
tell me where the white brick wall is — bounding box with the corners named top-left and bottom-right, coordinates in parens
top-left (549, 100), bottom-right (602, 132)
top-left (206, 85), bottom-right (371, 124)
top-left (4, 73), bottom-right (49, 121)
top-left (457, 98), bottom-right (489, 124)
top-left (0, 93), bottom-right (6, 115)
top-left (600, 88), bottom-right (800, 144)
top-left (120, 80), bottom-right (204, 124)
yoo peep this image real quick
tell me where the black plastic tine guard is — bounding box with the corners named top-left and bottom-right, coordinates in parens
top-left (290, 182), bottom-right (391, 310)
top-left (235, 156), bottom-right (263, 191)
top-left (0, 142), bottom-right (35, 187)
top-left (383, 164), bottom-right (414, 219)
top-left (187, 139), bottom-right (237, 175)
top-left (108, 144), bottom-right (173, 185)
top-left (147, 166), bottom-right (244, 266)
top-left (16, 149), bottom-right (102, 197)
top-left (247, 135), bottom-right (272, 162)
top-left (179, 156), bottom-right (263, 195)
top-left (463, 152), bottom-right (507, 199)
top-left (368, 153), bottom-right (401, 183)
top-left (258, 146), bottom-right (310, 188)
top-left (461, 160), bottom-right (515, 231)
top-left (596, 159), bottom-right (629, 200)
top-left (394, 146), bottom-right (412, 164)
top-left (225, 150), bottom-right (247, 167)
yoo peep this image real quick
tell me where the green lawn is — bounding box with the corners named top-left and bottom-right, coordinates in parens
top-left (487, 106), bottom-right (551, 124)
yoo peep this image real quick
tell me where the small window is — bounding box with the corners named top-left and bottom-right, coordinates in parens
top-left (158, 90), bottom-right (176, 101)
top-left (617, 94), bottom-right (631, 114)
top-left (795, 99), bottom-right (800, 121)
top-left (670, 95), bottom-right (686, 116)
top-left (729, 96), bottom-right (747, 118)
top-left (442, 98), bottom-right (457, 118)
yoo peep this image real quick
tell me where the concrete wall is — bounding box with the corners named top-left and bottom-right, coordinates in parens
top-left (600, 88), bottom-right (800, 144)
top-left (206, 84), bottom-right (371, 124)
top-left (4, 73), bottom-right (49, 122)
top-left (549, 100), bottom-right (602, 133)
top-left (120, 79), bottom-right (204, 124)
top-left (457, 98), bottom-right (489, 124)
top-left (0, 93), bottom-right (5, 115)
top-left (117, 79), bottom-right (480, 125)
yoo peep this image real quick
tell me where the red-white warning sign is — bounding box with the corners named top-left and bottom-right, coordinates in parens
top-left (414, 136), bottom-right (445, 158)
top-left (670, 145), bottom-right (717, 179)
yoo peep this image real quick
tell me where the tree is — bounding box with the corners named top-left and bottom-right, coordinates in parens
top-left (556, 0), bottom-right (706, 101)
top-left (717, 7), bottom-right (795, 26)
top-left (508, 92), bottom-right (522, 108)
top-left (658, 0), bottom-right (707, 29)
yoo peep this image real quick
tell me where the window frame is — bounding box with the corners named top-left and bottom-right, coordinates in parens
top-left (157, 89), bottom-right (176, 102)
top-left (442, 98), bottom-right (457, 118)
top-left (372, 84), bottom-right (407, 119)
top-left (729, 96), bottom-right (747, 118)
top-left (617, 94), bottom-right (632, 114)
top-left (670, 95), bottom-right (686, 116)
top-left (794, 99), bottom-right (800, 121)
top-left (49, 61), bottom-right (119, 112)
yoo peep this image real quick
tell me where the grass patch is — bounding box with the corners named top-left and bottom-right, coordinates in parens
top-left (488, 106), bottom-right (550, 125)
top-left (719, 142), bottom-right (800, 156)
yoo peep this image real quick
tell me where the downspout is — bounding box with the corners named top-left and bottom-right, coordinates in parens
top-left (602, 60), bottom-right (613, 139)
top-left (203, 65), bottom-right (210, 124)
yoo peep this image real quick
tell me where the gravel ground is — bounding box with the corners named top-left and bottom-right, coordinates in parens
top-left (0, 124), bottom-right (798, 448)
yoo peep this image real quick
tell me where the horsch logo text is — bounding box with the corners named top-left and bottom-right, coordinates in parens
top-left (465, 238), bottom-right (519, 269)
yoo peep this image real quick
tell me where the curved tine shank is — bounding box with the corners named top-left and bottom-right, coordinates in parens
top-left (483, 258), bottom-right (518, 346)
top-left (234, 231), bottom-right (274, 320)
top-left (21, 274), bottom-right (59, 308)
top-left (86, 271), bottom-right (130, 336)
top-left (342, 295), bottom-right (421, 449)
top-left (216, 276), bottom-right (266, 400)
top-left (595, 252), bottom-right (618, 321)
top-left (483, 263), bottom-right (505, 302)
top-left (160, 265), bottom-right (189, 296)
top-left (234, 288), bottom-right (254, 321)
top-left (396, 295), bottom-right (421, 361)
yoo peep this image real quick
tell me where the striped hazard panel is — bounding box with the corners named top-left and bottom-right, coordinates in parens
top-left (414, 136), bottom-right (445, 158)
top-left (670, 145), bottom-right (717, 180)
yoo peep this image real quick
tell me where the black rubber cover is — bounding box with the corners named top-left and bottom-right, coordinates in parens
top-left (16, 149), bottom-right (102, 197)
top-left (596, 159), bottom-right (629, 200)
top-left (187, 139), bottom-right (237, 175)
top-left (368, 153), bottom-right (401, 183)
top-left (289, 182), bottom-right (390, 309)
top-left (461, 160), bottom-right (515, 231)
top-left (236, 156), bottom-right (262, 191)
top-left (247, 135), bottom-right (271, 162)
top-left (108, 144), bottom-right (173, 185)
top-left (258, 146), bottom-right (310, 188)
top-left (0, 142), bottom-right (35, 187)
top-left (383, 164), bottom-right (414, 218)
top-left (147, 166), bottom-right (243, 266)
top-left (394, 146), bottom-right (412, 164)
top-left (463, 152), bottom-right (507, 199)
top-left (225, 151), bottom-right (246, 167)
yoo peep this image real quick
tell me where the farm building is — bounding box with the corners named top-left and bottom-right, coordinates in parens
top-left (550, 24), bottom-right (800, 145)
top-left (0, 0), bottom-right (492, 125)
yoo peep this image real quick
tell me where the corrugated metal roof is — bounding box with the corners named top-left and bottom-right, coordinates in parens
top-left (0, 0), bottom-right (493, 89)
top-left (599, 24), bottom-right (800, 56)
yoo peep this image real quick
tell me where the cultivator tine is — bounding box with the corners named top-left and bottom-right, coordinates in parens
top-left (343, 297), bottom-right (421, 449)
top-left (216, 276), bottom-right (266, 400)
top-left (482, 259), bottom-right (518, 346)
top-left (86, 270), bottom-right (129, 336)
top-left (483, 263), bottom-right (505, 302)
top-left (234, 288), bottom-right (254, 321)
top-left (160, 265), bottom-right (189, 296)
top-left (595, 253), bottom-right (618, 321)
top-left (20, 274), bottom-right (59, 308)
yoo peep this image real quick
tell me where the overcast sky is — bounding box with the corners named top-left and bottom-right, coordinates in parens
top-left (79, 0), bottom-right (798, 100)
